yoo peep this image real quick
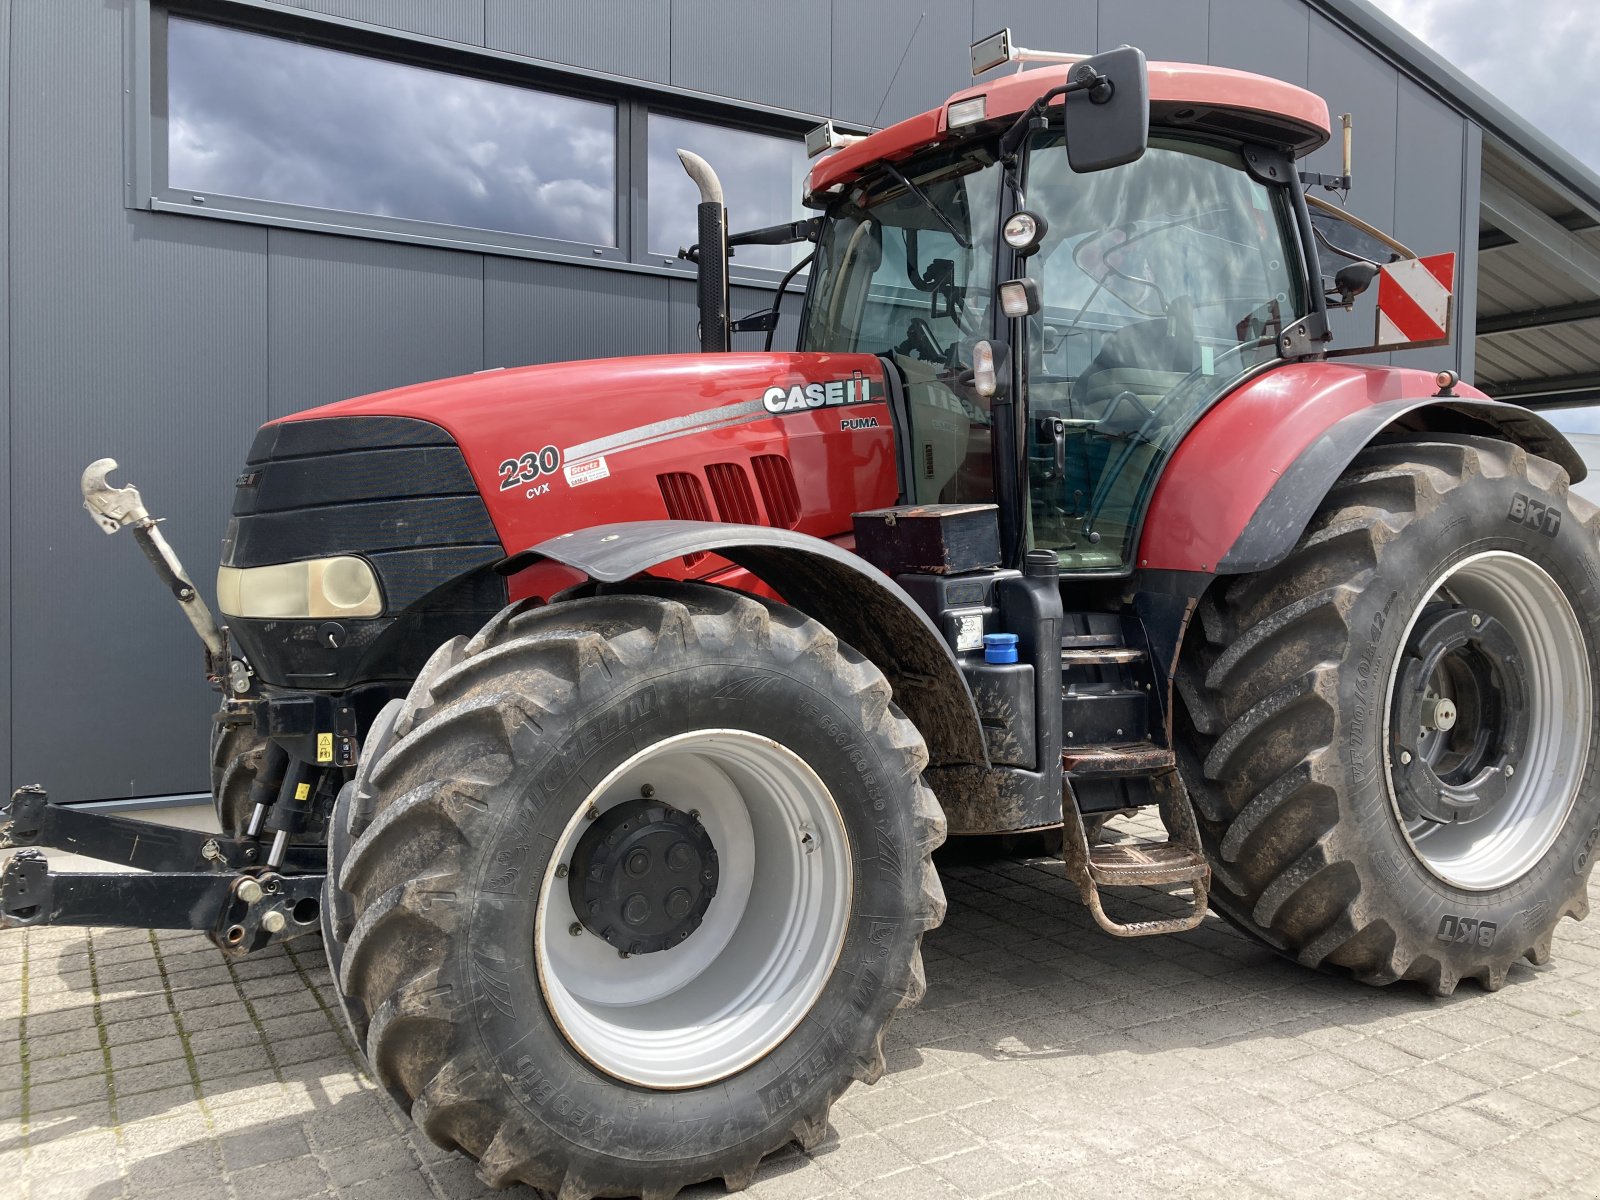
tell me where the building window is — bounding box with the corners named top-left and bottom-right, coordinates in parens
top-left (646, 113), bottom-right (810, 272)
top-left (164, 16), bottom-right (619, 248)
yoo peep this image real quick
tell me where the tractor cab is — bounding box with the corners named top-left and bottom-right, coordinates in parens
top-left (801, 125), bottom-right (1307, 571)
top-left (798, 36), bottom-right (1362, 574)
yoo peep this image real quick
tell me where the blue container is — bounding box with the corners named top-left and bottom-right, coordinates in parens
top-left (983, 633), bottom-right (1019, 664)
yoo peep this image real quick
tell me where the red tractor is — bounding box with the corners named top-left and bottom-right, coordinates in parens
top-left (5, 31), bottom-right (1598, 1200)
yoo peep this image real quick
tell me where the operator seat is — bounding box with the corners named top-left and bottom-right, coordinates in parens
top-left (1072, 296), bottom-right (1197, 434)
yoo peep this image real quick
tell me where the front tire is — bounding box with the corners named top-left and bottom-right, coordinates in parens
top-left (1178, 437), bottom-right (1600, 994)
top-left (210, 720), bottom-right (265, 837)
top-left (326, 585), bottom-right (945, 1198)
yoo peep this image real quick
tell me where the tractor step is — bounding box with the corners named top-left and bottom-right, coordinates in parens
top-left (1087, 841), bottom-right (1208, 887)
top-left (1060, 769), bottom-right (1211, 938)
top-left (1062, 741), bottom-right (1175, 777)
top-left (1060, 646), bottom-right (1144, 667)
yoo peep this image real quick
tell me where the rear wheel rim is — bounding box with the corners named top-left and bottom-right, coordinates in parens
top-left (534, 729), bottom-right (852, 1089)
top-left (1384, 550), bottom-right (1592, 890)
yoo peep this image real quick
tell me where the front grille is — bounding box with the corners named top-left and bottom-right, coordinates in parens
top-left (226, 416), bottom-right (502, 611)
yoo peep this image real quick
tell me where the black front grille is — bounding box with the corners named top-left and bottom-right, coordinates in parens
top-left (225, 416), bottom-right (503, 611)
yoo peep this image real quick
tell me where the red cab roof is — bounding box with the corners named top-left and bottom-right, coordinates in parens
top-left (807, 61), bottom-right (1331, 197)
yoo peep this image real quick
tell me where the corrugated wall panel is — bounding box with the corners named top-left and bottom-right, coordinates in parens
top-left (10, 0), bottom-right (270, 800)
top-left (1208, 0), bottom-right (1309, 86)
top-left (829, 0), bottom-right (971, 130)
top-left (1099, 0), bottom-right (1210, 60)
top-left (267, 0), bottom-right (486, 44)
top-left (1390, 77), bottom-right (1469, 374)
top-left (485, 259), bottom-right (672, 367)
top-left (670, 0), bottom-right (830, 115)
top-left (486, 1), bottom-right (670, 81)
top-left (1306, 14), bottom-right (1398, 235)
top-left (267, 231), bottom-right (485, 418)
top-left (1306, 11), bottom-right (1400, 366)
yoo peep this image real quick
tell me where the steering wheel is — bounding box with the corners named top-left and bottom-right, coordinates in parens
top-left (896, 317), bottom-right (949, 364)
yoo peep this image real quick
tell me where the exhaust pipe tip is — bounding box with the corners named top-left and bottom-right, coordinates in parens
top-left (676, 149), bottom-right (725, 206)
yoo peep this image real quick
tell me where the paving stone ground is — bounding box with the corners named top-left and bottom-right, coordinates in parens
top-left (4, 813), bottom-right (1600, 1200)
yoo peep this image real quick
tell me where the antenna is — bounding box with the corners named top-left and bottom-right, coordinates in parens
top-left (870, 11), bottom-right (927, 129)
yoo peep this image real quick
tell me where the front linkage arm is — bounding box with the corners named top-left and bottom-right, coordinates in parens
top-left (1, 786), bottom-right (326, 955)
top-left (81, 458), bottom-right (234, 686)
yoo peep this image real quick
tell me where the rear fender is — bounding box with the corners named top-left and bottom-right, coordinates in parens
top-left (504, 521), bottom-right (989, 769)
top-left (1219, 398), bottom-right (1584, 573)
top-left (1138, 362), bottom-right (1586, 575)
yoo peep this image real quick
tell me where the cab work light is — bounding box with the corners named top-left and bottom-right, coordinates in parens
top-left (971, 340), bottom-right (1011, 398)
top-left (216, 556), bottom-right (383, 619)
top-left (999, 277), bottom-right (1042, 318)
top-left (946, 96), bottom-right (988, 129)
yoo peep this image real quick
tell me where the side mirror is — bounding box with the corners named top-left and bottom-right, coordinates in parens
top-left (1333, 261), bottom-right (1379, 308)
top-left (1065, 46), bottom-right (1149, 173)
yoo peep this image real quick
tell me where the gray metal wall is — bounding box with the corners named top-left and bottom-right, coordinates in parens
top-left (3, 0), bottom-right (1480, 801)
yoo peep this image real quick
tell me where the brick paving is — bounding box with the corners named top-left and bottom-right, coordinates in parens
top-left (4, 814), bottom-right (1600, 1199)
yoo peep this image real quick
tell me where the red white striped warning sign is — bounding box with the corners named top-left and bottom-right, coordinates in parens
top-left (1375, 252), bottom-right (1455, 346)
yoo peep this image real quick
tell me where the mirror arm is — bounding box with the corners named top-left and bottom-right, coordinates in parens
top-left (997, 67), bottom-right (1109, 161)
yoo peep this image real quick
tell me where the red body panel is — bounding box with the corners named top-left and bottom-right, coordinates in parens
top-left (276, 353), bottom-right (899, 599)
top-left (1138, 362), bottom-right (1490, 573)
top-left (808, 62), bottom-right (1330, 195)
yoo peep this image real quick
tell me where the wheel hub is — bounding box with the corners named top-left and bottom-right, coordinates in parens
top-left (1391, 603), bottom-right (1528, 825)
top-left (567, 797), bottom-right (719, 955)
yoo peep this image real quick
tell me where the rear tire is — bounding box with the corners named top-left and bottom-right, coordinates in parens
top-left (325, 585), bottom-right (945, 1198)
top-left (1177, 437), bottom-right (1600, 994)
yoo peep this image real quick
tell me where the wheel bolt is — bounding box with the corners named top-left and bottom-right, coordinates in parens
top-left (641, 784), bottom-right (655, 798)
top-left (586, 806), bottom-right (599, 820)
top-left (1505, 764), bottom-right (1515, 777)
top-left (569, 922), bottom-right (583, 937)
top-left (1421, 698), bottom-right (1457, 732)
top-left (555, 864), bottom-right (568, 878)
top-left (1470, 614), bottom-right (1482, 628)
top-left (1399, 750), bottom-right (1413, 765)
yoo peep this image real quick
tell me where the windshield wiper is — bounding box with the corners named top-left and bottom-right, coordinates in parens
top-left (876, 163), bottom-right (971, 249)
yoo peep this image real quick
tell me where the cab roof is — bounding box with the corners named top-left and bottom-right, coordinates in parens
top-left (806, 60), bottom-right (1331, 199)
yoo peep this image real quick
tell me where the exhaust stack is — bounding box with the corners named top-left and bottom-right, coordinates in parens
top-left (677, 149), bottom-right (730, 353)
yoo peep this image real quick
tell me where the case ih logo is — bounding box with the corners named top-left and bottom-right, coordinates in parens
top-left (762, 371), bottom-right (873, 414)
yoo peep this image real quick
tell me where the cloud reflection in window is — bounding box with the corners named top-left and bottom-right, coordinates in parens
top-left (647, 113), bottom-right (808, 271)
top-left (167, 18), bottom-right (618, 246)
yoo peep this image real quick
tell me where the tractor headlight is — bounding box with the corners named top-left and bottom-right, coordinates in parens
top-left (216, 556), bottom-right (383, 619)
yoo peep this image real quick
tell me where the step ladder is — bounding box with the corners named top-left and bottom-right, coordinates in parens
top-left (1056, 614), bottom-right (1210, 937)
top-left (1060, 759), bottom-right (1210, 937)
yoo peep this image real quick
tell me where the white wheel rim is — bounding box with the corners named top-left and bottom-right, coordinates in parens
top-left (1384, 550), bottom-right (1592, 890)
top-left (534, 730), bottom-right (852, 1089)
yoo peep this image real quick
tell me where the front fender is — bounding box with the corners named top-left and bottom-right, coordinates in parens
top-left (505, 521), bottom-right (989, 769)
top-left (1138, 362), bottom-right (1585, 575)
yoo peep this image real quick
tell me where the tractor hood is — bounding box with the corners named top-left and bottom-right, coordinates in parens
top-left (268, 351), bottom-right (899, 575)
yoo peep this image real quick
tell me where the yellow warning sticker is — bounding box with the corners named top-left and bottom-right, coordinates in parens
top-left (317, 733), bottom-right (334, 763)
top-left (294, 782), bottom-right (312, 802)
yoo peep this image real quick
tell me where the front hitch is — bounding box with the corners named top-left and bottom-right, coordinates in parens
top-left (81, 457), bottom-right (234, 685)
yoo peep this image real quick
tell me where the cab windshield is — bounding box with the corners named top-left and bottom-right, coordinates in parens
top-left (801, 132), bottom-right (1305, 571)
